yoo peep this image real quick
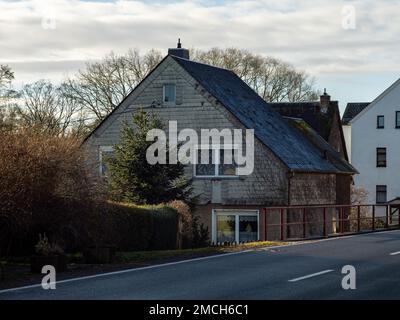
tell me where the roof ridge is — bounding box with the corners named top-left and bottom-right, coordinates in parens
top-left (169, 54), bottom-right (235, 72)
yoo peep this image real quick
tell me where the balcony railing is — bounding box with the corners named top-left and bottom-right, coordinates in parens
top-left (263, 204), bottom-right (400, 241)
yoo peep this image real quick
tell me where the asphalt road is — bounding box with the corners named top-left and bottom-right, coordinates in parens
top-left (1, 230), bottom-right (400, 300)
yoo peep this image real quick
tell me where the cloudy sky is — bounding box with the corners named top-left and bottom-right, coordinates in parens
top-left (1, 0), bottom-right (399, 113)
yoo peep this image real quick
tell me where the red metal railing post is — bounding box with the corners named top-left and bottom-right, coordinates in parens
top-left (357, 205), bottom-right (361, 232)
top-left (385, 205), bottom-right (389, 228)
top-left (398, 207), bottom-right (400, 229)
top-left (280, 208), bottom-right (284, 241)
top-left (397, 206), bottom-right (400, 229)
top-left (303, 208), bottom-right (306, 239)
top-left (340, 208), bottom-right (343, 234)
top-left (323, 207), bottom-right (327, 238)
top-left (372, 205), bottom-right (375, 230)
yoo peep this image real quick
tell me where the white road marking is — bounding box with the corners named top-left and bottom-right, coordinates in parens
top-left (1, 229), bottom-right (399, 294)
top-left (288, 269), bottom-right (334, 282)
top-left (0, 249), bottom-right (254, 294)
top-left (390, 251), bottom-right (400, 256)
top-left (261, 229), bottom-right (400, 252)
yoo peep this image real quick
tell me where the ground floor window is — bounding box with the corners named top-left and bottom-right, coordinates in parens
top-left (212, 210), bottom-right (259, 243)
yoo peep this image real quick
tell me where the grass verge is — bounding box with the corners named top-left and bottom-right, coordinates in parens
top-left (115, 241), bottom-right (287, 264)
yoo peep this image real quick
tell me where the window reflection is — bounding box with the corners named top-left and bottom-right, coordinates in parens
top-left (217, 215), bottom-right (235, 243)
top-left (239, 216), bottom-right (258, 242)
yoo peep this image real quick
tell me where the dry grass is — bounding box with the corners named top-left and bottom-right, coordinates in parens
top-left (116, 241), bottom-right (287, 264)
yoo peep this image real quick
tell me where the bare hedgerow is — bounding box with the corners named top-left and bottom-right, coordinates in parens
top-left (0, 125), bottom-right (102, 256)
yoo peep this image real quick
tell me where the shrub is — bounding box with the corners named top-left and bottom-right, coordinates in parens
top-left (91, 201), bottom-right (180, 252)
top-left (34, 233), bottom-right (64, 256)
top-left (192, 216), bottom-right (210, 248)
top-left (168, 200), bottom-right (193, 249)
top-left (0, 126), bottom-right (100, 257)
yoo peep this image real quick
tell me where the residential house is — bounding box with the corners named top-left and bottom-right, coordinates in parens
top-left (83, 42), bottom-right (357, 242)
top-left (342, 78), bottom-right (400, 205)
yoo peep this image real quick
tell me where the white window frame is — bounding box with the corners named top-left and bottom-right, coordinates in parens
top-left (193, 146), bottom-right (239, 178)
top-left (99, 146), bottom-right (114, 176)
top-left (163, 84), bottom-right (176, 104)
top-left (211, 209), bottom-right (260, 244)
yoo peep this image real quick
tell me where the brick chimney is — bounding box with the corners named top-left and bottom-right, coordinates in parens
top-left (320, 88), bottom-right (331, 113)
top-left (168, 39), bottom-right (190, 60)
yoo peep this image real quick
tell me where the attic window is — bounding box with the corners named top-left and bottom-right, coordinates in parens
top-left (163, 84), bottom-right (176, 104)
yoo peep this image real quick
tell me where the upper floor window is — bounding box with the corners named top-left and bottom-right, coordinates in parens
top-left (376, 185), bottom-right (387, 204)
top-left (194, 148), bottom-right (238, 178)
top-left (376, 147), bottom-right (387, 167)
top-left (99, 146), bottom-right (114, 177)
top-left (163, 84), bottom-right (176, 104)
top-left (377, 115), bottom-right (384, 129)
top-left (396, 111), bottom-right (400, 128)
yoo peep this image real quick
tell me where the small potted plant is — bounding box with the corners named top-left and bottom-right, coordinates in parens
top-left (30, 233), bottom-right (67, 273)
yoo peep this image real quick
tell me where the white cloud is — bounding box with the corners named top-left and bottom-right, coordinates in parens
top-left (0, 0), bottom-right (399, 88)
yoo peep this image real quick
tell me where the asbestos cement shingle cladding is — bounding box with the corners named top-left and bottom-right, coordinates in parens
top-left (172, 56), bottom-right (342, 173)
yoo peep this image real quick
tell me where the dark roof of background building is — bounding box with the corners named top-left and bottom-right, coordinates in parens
top-left (269, 102), bottom-right (337, 141)
top-left (286, 117), bottom-right (358, 174)
top-left (342, 102), bottom-right (370, 124)
top-left (172, 55), bottom-right (356, 174)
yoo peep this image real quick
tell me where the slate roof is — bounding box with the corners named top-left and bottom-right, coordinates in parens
top-left (285, 117), bottom-right (358, 174)
top-left (342, 102), bottom-right (370, 124)
top-left (269, 102), bottom-right (336, 141)
top-left (172, 55), bottom-right (356, 174)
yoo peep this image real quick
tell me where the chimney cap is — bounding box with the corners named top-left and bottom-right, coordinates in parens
top-left (168, 39), bottom-right (190, 60)
top-left (322, 88), bottom-right (330, 97)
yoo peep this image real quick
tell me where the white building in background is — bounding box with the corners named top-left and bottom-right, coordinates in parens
top-left (342, 78), bottom-right (400, 204)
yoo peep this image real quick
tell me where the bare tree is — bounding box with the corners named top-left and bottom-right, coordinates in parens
top-left (192, 48), bottom-right (319, 102)
top-left (63, 47), bottom-right (318, 125)
top-left (0, 65), bottom-right (14, 89)
top-left (17, 80), bottom-right (80, 136)
top-left (0, 65), bottom-right (18, 131)
top-left (63, 49), bottom-right (163, 122)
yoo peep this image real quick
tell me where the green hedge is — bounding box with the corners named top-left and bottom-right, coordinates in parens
top-left (0, 199), bottom-right (180, 257)
top-left (105, 202), bottom-right (179, 251)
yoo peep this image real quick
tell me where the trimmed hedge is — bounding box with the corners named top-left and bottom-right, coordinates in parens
top-left (0, 199), bottom-right (181, 257)
top-left (104, 202), bottom-right (179, 251)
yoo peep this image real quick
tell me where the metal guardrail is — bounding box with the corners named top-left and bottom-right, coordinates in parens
top-left (263, 204), bottom-right (400, 241)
